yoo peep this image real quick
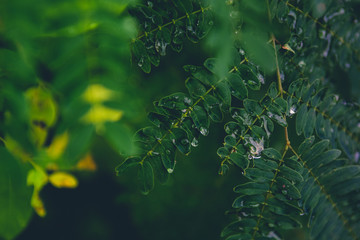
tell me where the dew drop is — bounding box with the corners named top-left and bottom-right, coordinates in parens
top-left (167, 168), bottom-right (174, 173)
top-left (191, 138), bottom-right (199, 147)
top-left (138, 57), bottom-right (145, 67)
top-left (257, 73), bottom-right (265, 84)
top-left (200, 127), bottom-right (209, 136)
top-left (184, 97), bottom-right (192, 105)
top-left (298, 60), bottom-right (306, 68)
top-left (155, 39), bottom-right (168, 56)
top-left (289, 106), bottom-right (297, 116)
top-left (181, 138), bottom-right (189, 145)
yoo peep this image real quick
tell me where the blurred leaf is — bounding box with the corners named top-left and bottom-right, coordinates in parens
top-left (240, 29), bottom-right (276, 73)
top-left (82, 84), bottom-right (116, 104)
top-left (0, 147), bottom-right (32, 240)
top-left (26, 166), bottom-right (48, 217)
top-left (46, 131), bottom-right (69, 159)
top-left (80, 104), bottom-right (123, 125)
top-left (76, 153), bottom-right (97, 171)
top-left (48, 172), bottom-right (78, 188)
top-left (104, 122), bottom-right (135, 156)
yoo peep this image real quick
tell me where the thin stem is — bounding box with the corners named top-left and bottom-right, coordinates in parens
top-left (266, 0), bottom-right (290, 146)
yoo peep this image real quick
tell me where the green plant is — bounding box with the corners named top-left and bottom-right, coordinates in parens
top-left (1, 0), bottom-right (360, 239)
top-left (116, 0), bottom-right (360, 239)
top-left (0, 0), bottom-right (139, 239)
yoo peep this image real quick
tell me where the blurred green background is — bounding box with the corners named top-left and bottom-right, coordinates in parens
top-left (13, 39), bottom-right (242, 239)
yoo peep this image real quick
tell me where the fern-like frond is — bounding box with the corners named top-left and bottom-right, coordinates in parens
top-left (129, 0), bottom-right (213, 72)
top-left (289, 140), bottom-right (360, 239)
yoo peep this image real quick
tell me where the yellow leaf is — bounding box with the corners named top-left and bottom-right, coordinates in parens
top-left (49, 172), bottom-right (78, 188)
top-left (27, 167), bottom-right (49, 217)
top-left (82, 84), bottom-right (116, 104)
top-left (25, 86), bottom-right (57, 128)
top-left (76, 153), bottom-right (97, 171)
top-left (46, 131), bottom-right (69, 159)
top-left (81, 104), bottom-right (123, 124)
top-left (31, 190), bottom-right (46, 217)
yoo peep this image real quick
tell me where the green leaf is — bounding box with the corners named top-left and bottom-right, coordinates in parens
top-left (221, 219), bottom-right (257, 237)
top-left (115, 157), bottom-right (141, 175)
top-left (262, 148), bottom-right (282, 160)
top-left (185, 77), bottom-right (207, 98)
top-left (183, 65), bottom-right (217, 85)
top-left (274, 215), bottom-right (302, 229)
top-left (214, 81), bottom-right (231, 109)
top-left (132, 40), bottom-right (151, 73)
top-left (217, 147), bottom-right (230, 158)
top-left (159, 140), bottom-right (176, 173)
top-left (134, 127), bottom-right (162, 143)
top-left (320, 166), bottom-right (360, 188)
top-left (330, 176), bottom-right (360, 196)
top-left (267, 197), bottom-right (302, 215)
top-left (230, 152), bottom-right (249, 169)
top-left (303, 108), bottom-right (316, 138)
top-left (148, 112), bottom-right (171, 130)
top-left (148, 155), bottom-right (169, 184)
top-left (233, 182), bottom-right (269, 195)
top-left (268, 82), bottom-right (278, 99)
top-left (276, 177), bottom-right (301, 199)
top-left (253, 158), bottom-right (278, 171)
top-left (285, 157), bottom-right (303, 171)
top-left (306, 149), bottom-right (341, 169)
top-left (278, 165), bottom-right (303, 183)
top-left (0, 147), bottom-right (32, 240)
top-left (243, 99), bottom-right (262, 116)
top-left (230, 107), bottom-right (253, 125)
top-left (232, 194), bottom-right (265, 208)
top-left (224, 135), bottom-right (237, 147)
top-left (288, 79), bottom-right (304, 96)
top-left (245, 168), bottom-right (274, 182)
top-left (203, 95), bottom-right (223, 122)
top-left (298, 136), bottom-right (315, 155)
top-left (251, 125), bottom-right (267, 139)
top-left (267, 104), bottom-right (287, 127)
top-left (186, 10), bottom-right (212, 43)
top-left (159, 92), bottom-right (192, 110)
top-left (138, 161), bottom-right (154, 195)
top-left (170, 128), bottom-right (191, 154)
top-left (302, 140), bottom-right (330, 162)
top-left (204, 58), bottom-right (218, 74)
top-left (224, 121), bottom-right (245, 136)
top-left (227, 73), bottom-right (248, 100)
top-left (274, 98), bottom-right (288, 113)
top-left (190, 105), bottom-right (210, 136)
top-left (218, 164), bottom-right (230, 175)
top-left (173, 0), bottom-right (193, 13)
top-left (296, 103), bottom-right (308, 135)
